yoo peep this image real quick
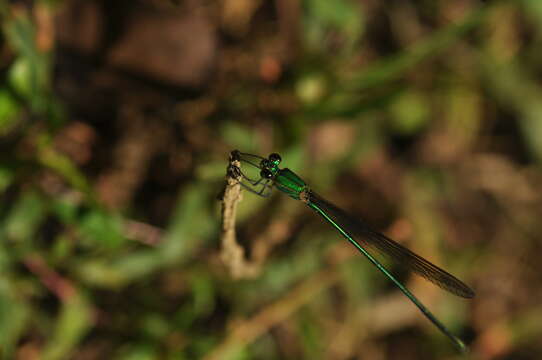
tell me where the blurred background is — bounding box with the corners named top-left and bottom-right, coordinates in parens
top-left (1, 0), bottom-right (542, 359)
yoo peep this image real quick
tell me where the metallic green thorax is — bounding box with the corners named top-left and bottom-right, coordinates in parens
top-left (258, 153), bottom-right (309, 200)
top-left (274, 169), bottom-right (309, 200)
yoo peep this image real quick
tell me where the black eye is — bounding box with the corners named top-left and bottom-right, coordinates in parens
top-left (269, 153), bottom-right (281, 163)
top-left (260, 169), bottom-right (274, 179)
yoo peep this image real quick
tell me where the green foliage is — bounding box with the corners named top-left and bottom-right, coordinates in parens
top-left (0, 167), bottom-right (14, 193)
top-left (303, 0), bottom-right (364, 55)
top-left (79, 209), bottom-right (125, 248)
top-left (0, 89), bottom-right (21, 134)
top-left (4, 191), bottom-right (47, 243)
top-left (0, 279), bottom-right (30, 357)
top-left (389, 91), bottom-right (430, 135)
top-left (4, 11), bottom-right (51, 113)
top-left (42, 293), bottom-right (92, 360)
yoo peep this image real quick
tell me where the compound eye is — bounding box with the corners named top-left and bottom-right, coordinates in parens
top-left (269, 153), bottom-right (281, 164)
top-left (260, 169), bottom-right (274, 179)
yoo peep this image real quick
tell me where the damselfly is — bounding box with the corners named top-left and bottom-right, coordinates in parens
top-left (230, 150), bottom-right (475, 352)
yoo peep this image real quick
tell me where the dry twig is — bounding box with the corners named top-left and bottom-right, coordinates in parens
top-left (219, 151), bottom-right (294, 278)
top-left (219, 151), bottom-right (258, 278)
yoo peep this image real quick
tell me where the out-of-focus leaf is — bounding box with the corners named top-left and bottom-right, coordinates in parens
top-left (0, 89), bottom-right (21, 134)
top-left (4, 11), bottom-right (51, 112)
top-left (210, 345), bottom-right (249, 360)
top-left (196, 160), bottom-right (229, 181)
top-left (221, 123), bottom-right (257, 153)
top-left (74, 260), bottom-right (126, 288)
top-left (109, 252), bottom-right (163, 280)
top-left (389, 91), bottom-right (430, 135)
top-left (0, 166), bottom-right (14, 193)
top-left (483, 59), bottom-right (542, 162)
top-left (339, 259), bottom-right (377, 304)
top-left (77, 185), bottom-right (213, 287)
top-left (509, 307), bottom-right (542, 346)
top-left (36, 137), bottom-right (92, 196)
top-left (309, 86), bottom-right (404, 119)
top-left (42, 292), bottom-right (93, 360)
top-left (191, 272), bottom-right (215, 316)
top-left (8, 57), bottom-right (35, 99)
top-left (304, 0), bottom-right (364, 54)
top-left (4, 191), bottom-right (47, 242)
top-left (3, 12), bottom-right (38, 60)
top-left (0, 241), bottom-right (10, 272)
top-left (296, 74), bottom-right (328, 105)
top-left (116, 344), bottom-right (158, 360)
top-left (0, 279), bottom-right (30, 357)
top-left (141, 313), bottom-right (170, 339)
top-left (444, 84), bottom-right (482, 151)
top-left (298, 309), bottom-right (323, 360)
top-left (231, 240), bottom-right (321, 312)
top-left (51, 197), bottom-right (79, 225)
top-left (79, 209), bottom-right (125, 248)
top-left (51, 234), bottom-right (74, 263)
top-left (522, 0), bottom-right (542, 23)
top-left (345, 7), bottom-right (486, 91)
top-left (158, 185), bottom-right (215, 265)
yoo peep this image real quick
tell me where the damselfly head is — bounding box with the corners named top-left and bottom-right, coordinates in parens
top-left (268, 153), bottom-right (281, 164)
top-left (259, 153), bottom-right (282, 177)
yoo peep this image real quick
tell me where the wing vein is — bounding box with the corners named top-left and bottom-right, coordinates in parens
top-left (309, 192), bottom-right (475, 298)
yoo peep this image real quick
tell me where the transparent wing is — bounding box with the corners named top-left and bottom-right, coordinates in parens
top-left (309, 192), bottom-right (475, 298)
